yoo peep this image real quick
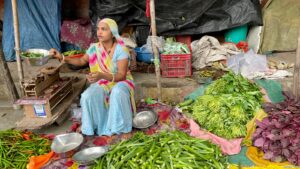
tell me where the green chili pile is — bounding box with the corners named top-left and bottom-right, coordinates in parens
top-left (0, 130), bottom-right (51, 169)
top-left (93, 131), bottom-right (228, 169)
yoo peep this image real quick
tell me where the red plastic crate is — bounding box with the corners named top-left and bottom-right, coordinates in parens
top-left (161, 53), bottom-right (192, 78)
top-left (175, 35), bottom-right (191, 48)
top-left (161, 35), bottom-right (192, 78)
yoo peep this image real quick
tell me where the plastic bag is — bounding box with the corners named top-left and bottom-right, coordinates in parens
top-left (70, 103), bottom-right (82, 121)
top-left (121, 33), bottom-right (137, 49)
top-left (145, 36), bottom-right (165, 53)
top-left (162, 42), bottom-right (190, 54)
top-left (227, 50), bottom-right (268, 78)
top-left (162, 37), bottom-right (190, 54)
top-left (191, 36), bottom-right (241, 70)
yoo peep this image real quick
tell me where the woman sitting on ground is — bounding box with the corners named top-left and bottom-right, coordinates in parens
top-left (49, 18), bottom-right (135, 136)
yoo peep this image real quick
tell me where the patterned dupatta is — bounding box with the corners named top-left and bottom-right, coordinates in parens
top-left (88, 18), bottom-right (136, 113)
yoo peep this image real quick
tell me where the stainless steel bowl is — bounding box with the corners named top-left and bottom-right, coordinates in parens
top-left (73, 146), bottom-right (109, 165)
top-left (133, 110), bottom-right (158, 129)
top-left (51, 133), bottom-right (83, 154)
top-left (26, 49), bottom-right (49, 56)
top-left (21, 49), bottom-right (50, 66)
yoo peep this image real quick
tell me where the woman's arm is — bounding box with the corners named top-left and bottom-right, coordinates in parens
top-left (49, 48), bottom-right (89, 66)
top-left (104, 58), bottom-right (128, 81)
top-left (87, 59), bottom-right (128, 83)
top-left (64, 54), bottom-right (89, 67)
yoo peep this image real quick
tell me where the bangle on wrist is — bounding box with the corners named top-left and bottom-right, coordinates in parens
top-left (111, 74), bottom-right (115, 82)
top-left (61, 54), bottom-right (65, 62)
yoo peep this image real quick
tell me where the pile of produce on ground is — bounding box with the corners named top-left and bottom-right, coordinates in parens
top-left (252, 93), bottom-right (300, 165)
top-left (191, 72), bottom-right (263, 139)
top-left (204, 71), bottom-right (262, 98)
top-left (177, 98), bottom-right (194, 114)
top-left (93, 131), bottom-right (228, 169)
top-left (63, 50), bottom-right (85, 56)
top-left (0, 130), bottom-right (51, 169)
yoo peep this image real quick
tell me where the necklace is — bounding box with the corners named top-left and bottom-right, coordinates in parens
top-left (106, 42), bottom-right (115, 56)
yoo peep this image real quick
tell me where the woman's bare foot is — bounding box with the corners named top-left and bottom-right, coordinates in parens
top-left (76, 126), bottom-right (82, 133)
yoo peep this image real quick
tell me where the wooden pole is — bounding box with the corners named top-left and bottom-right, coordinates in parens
top-left (11, 0), bottom-right (24, 92)
top-left (293, 26), bottom-right (300, 98)
top-left (0, 46), bottom-right (19, 103)
top-left (150, 0), bottom-right (162, 101)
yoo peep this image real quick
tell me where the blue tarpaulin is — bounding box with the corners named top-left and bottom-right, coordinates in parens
top-left (2, 0), bottom-right (61, 61)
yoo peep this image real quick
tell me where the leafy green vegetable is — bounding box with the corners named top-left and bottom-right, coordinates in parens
top-left (253, 93), bottom-right (300, 165)
top-left (21, 52), bottom-right (44, 58)
top-left (205, 71), bottom-right (262, 99)
top-left (192, 72), bottom-right (263, 139)
top-left (93, 131), bottom-right (228, 169)
top-left (63, 50), bottom-right (85, 56)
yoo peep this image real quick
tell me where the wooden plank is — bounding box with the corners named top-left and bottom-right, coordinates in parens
top-left (16, 76), bottom-right (86, 130)
top-left (150, 0), bottom-right (162, 101)
top-left (23, 104), bottom-right (52, 118)
top-left (35, 73), bottom-right (60, 97)
top-left (293, 26), bottom-right (300, 98)
top-left (11, 0), bottom-right (24, 92)
top-left (55, 108), bottom-right (70, 126)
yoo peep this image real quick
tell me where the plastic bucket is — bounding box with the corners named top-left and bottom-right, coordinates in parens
top-left (225, 25), bottom-right (248, 44)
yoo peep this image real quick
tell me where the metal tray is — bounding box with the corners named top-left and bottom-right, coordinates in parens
top-left (133, 110), bottom-right (158, 129)
top-left (51, 133), bottom-right (83, 154)
top-left (73, 146), bottom-right (109, 165)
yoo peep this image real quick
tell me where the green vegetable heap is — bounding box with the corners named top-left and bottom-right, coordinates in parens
top-left (93, 131), bottom-right (228, 169)
top-left (192, 71), bottom-right (263, 139)
top-left (0, 130), bottom-right (50, 169)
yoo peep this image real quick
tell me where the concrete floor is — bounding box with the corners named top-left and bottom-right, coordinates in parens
top-left (0, 108), bottom-right (23, 130)
top-left (0, 51), bottom-right (297, 134)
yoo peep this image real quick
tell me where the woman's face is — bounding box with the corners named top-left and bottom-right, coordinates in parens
top-left (97, 22), bottom-right (113, 42)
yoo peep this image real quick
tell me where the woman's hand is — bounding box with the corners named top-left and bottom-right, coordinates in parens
top-left (86, 72), bottom-right (102, 83)
top-left (49, 48), bottom-right (63, 62)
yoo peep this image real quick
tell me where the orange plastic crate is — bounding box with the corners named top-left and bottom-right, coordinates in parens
top-left (161, 53), bottom-right (192, 78)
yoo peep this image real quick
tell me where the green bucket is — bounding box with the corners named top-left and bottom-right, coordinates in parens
top-left (225, 25), bottom-right (248, 44)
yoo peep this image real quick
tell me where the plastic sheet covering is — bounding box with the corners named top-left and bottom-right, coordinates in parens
top-left (89, 0), bottom-right (262, 35)
top-left (2, 0), bottom-right (61, 61)
top-left (259, 0), bottom-right (300, 53)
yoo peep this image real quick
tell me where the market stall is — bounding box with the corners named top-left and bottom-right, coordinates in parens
top-left (1, 0), bottom-right (300, 169)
